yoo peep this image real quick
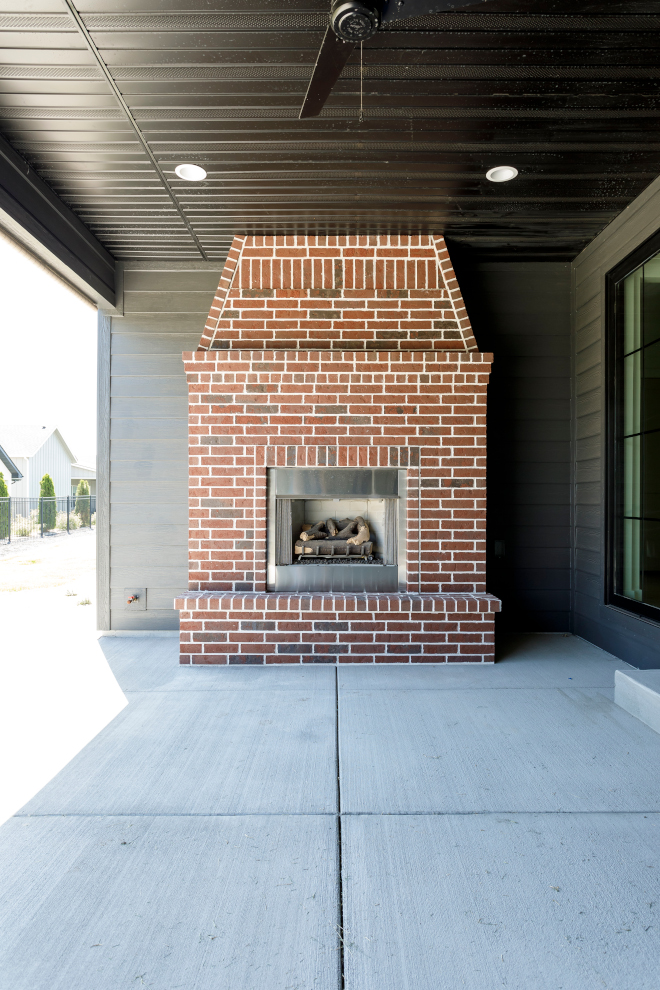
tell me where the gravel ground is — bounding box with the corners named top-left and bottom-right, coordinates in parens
top-left (0, 529), bottom-right (95, 592)
top-left (0, 525), bottom-right (94, 562)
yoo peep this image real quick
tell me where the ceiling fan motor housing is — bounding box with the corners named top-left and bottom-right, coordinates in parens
top-left (331, 0), bottom-right (380, 41)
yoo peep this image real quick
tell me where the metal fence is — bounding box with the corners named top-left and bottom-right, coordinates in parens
top-left (0, 496), bottom-right (96, 544)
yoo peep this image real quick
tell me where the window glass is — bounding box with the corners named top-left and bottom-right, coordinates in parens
top-left (643, 521), bottom-right (660, 608)
top-left (644, 339), bottom-right (660, 432)
top-left (644, 431), bottom-right (660, 519)
top-left (624, 266), bottom-right (642, 354)
top-left (624, 351), bottom-right (640, 436)
top-left (643, 257), bottom-right (660, 346)
top-left (616, 254), bottom-right (660, 615)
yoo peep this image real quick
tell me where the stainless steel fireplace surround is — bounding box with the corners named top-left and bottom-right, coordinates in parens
top-left (267, 468), bottom-right (407, 593)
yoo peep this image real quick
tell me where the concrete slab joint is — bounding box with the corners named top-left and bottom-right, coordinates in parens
top-left (2, 635), bottom-right (658, 990)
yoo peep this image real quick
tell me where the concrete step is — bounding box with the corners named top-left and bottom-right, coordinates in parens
top-left (615, 669), bottom-right (660, 735)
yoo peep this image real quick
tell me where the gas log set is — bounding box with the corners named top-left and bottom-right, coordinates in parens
top-left (295, 516), bottom-right (374, 560)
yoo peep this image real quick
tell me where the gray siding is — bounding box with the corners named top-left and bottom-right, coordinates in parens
top-left (452, 259), bottom-right (572, 633)
top-left (104, 262), bottom-right (220, 630)
top-left (572, 176), bottom-right (660, 668)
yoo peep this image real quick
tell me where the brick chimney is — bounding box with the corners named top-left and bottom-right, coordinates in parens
top-left (175, 235), bottom-right (500, 664)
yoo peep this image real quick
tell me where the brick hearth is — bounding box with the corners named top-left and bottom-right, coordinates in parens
top-left (175, 235), bottom-right (500, 664)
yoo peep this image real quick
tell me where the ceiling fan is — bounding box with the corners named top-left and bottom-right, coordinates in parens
top-left (300, 0), bottom-right (495, 119)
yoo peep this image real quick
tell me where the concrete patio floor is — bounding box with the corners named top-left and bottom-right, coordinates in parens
top-left (2, 635), bottom-right (660, 990)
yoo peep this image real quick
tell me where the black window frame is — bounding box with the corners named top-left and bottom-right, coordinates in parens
top-left (606, 228), bottom-right (660, 624)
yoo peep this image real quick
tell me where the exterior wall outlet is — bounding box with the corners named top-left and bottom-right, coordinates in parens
top-left (124, 588), bottom-right (146, 610)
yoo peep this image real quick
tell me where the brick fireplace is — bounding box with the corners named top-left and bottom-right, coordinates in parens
top-left (175, 235), bottom-right (500, 663)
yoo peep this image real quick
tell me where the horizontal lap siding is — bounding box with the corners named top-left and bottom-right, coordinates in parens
top-left (572, 175), bottom-right (660, 667)
top-left (109, 264), bottom-right (220, 630)
top-left (453, 260), bottom-right (572, 632)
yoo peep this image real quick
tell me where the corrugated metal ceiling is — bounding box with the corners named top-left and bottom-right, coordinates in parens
top-left (1, 0), bottom-right (660, 261)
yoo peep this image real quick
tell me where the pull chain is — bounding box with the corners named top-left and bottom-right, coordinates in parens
top-left (359, 41), bottom-right (364, 123)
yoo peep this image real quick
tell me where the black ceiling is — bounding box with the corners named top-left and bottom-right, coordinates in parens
top-left (2, 0), bottom-right (660, 263)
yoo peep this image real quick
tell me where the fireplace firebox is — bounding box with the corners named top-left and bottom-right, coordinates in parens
top-left (267, 468), bottom-right (406, 592)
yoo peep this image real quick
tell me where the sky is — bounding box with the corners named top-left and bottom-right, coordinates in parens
top-left (0, 231), bottom-right (97, 467)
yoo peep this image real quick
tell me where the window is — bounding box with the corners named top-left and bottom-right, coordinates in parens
top-left (609, 239), bottom-right (660, 621)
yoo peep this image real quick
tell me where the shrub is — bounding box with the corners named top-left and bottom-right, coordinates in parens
top-left (13, 513), bottom-right (34, 537)
top-left (39, 473), bottom-right (56, 530)
top-left (75, 478), bottom-right (90, 526)
top-left (0, 472), bottom-right (8, 498)
top-left (56, 510), bottom-right (80, 531)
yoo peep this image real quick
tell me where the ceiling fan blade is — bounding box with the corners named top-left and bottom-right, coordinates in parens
top-left (381, 0), bottom-right (490, 22)
top-left (299, 26), bottom-right (355, 119)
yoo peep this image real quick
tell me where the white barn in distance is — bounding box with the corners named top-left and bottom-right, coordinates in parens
top-left (0, 425), bottom-right (94, 498)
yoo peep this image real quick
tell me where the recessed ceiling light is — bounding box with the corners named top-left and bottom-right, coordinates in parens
top-left (175, 163), bottom-right (207, 181)
top-left (486, 165), bottom-right (518, 183)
